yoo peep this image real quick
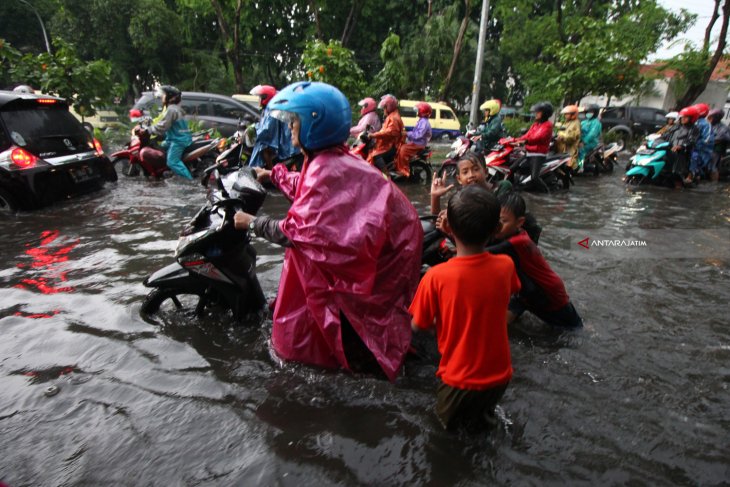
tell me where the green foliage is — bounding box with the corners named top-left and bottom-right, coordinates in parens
top-left (1, 38), bottom-right (121, 116)
top-left (301, 39), bottom-right (366, 102)
top-left (370, 34), bottom-right (408, 98)
top-left (503, 117), bottom-right (531, 137)
top-left (663, 47), bottom-right (712, 102)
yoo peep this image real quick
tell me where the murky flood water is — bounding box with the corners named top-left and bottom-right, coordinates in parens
top-left (0, 168), bottom-right (728, 486)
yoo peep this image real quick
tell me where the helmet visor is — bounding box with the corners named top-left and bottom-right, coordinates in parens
top-left (269, 110), bottom-right (299, 126)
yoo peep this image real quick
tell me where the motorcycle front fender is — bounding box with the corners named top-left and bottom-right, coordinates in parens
top-left (144, 262), bottom-right (198, 288)
top-left (625, 166), bottom-right (650, 177)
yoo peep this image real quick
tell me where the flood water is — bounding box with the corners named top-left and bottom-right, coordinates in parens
top-left (0, 166), bottom-right (728, 486)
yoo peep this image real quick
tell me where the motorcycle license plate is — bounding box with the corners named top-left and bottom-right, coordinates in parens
top-left (636, 149), bottom-right (654, 155)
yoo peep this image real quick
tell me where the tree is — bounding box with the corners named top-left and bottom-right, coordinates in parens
top-left (667, 0), bottom-right (729, 108)
top-left (300, 39), bottom-right (366, 102)
top-left (1, 38), bottom-right (120, 116)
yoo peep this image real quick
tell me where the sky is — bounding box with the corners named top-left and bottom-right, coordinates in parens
top-left (653, 0), bottom-right (725, 60)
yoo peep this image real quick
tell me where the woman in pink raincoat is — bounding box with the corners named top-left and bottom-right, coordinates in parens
top-left (233, 82), bottom-right (422, 381)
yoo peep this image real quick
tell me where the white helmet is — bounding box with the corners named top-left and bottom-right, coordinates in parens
top-left (13, 85), bottom-right (34, 94)
top-left (665, 111), bottom-right (679, 120)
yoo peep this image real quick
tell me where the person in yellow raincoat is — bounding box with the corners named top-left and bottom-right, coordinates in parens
top-left (556, 105), bottom-right (581, 169)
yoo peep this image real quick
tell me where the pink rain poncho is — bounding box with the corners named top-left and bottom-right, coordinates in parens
top-left (269, 145), bottom-right (422, 381)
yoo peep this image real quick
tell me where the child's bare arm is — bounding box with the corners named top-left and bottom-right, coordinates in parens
top-left (430, 174), bottom-right (454, 215)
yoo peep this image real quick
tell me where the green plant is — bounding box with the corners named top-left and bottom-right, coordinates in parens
top-left (301, 39), bottom-right (366, 103)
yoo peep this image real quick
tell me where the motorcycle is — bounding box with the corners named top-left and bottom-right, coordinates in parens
top-left (624, 136), bottom-right (675, 186)
top-left (352, 128), bottom-right (433, 185)
top-left (110, 118), bottom-right (221, 178)
top-left (436, 133), bottom-right (481, 183)
top-left (575, 142), bottom-right (619, 175)
top-left (140, 163), bottom-right (267, 320)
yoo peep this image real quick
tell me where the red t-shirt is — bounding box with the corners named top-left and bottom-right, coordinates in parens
top-left (504, 231), bottom-right (569, 311)
top-left (409, 252), bottom-right (520, 390)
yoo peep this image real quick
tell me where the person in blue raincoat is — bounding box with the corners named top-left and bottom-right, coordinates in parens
top-left (579, 104), bottom-right (602, 163)
top-left (248, 85), bottom-right (300, 169)
top-left (144, 85), bottom-right (193, 179)
top-left (687, 103), bottom-right (714, 183)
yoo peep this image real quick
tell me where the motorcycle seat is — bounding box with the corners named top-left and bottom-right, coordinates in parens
top-left (182, 140), bottom-right (216, 162)
top-left (546, 152), bottom-right (569, 162)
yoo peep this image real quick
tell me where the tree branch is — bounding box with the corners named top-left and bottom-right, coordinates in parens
top-left (703, 0), bottom-right (721, 52)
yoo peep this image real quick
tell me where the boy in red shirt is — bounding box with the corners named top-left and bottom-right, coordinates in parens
top-left (488, 192), bottom-right (583, 328)
top-left (410, 185), bottom-right (520, 430)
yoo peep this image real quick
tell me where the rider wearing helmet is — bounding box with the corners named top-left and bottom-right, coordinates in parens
top-left (477, 99), bottom-right (506, 150)
top-left (708, 108), bottom-right (730, 181)
top-left (248, 84), bottom-right (300, 169)
top-left (556, 105), bottom-right (581, 169)
top-left (395, 101), bottom-right (432, 177)
top-left (687, 103), bottom-right (714, 183)
top-left (668, 106), bottom-right (700, 185)
top-left (367, 94), bottom-right (405, 173)
top-left (579, 104), bottom-right (602, 163)
top-left (349, 97), bottom-right (382, 138)
top-left (657, 111), bottom-right (679, 137)
top-left (143, 85), bottom-right (193, 179)
top-left (513, 102), bottom-right (554, 192)
top-left (232, 81), bottom-right (422, 381)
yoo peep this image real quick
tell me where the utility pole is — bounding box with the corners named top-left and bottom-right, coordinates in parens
top-left (469, 0), bottom-right (490, 128)
top-left (18, 0), bottom-right (52, 55)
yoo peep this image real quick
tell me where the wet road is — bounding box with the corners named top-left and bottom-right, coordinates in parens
top-left (0, 169), bottom-right (729, 486)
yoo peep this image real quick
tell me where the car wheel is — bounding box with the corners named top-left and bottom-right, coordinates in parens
top-left (608, 129), bottom-right (629, 152)
top-left (0, 189), bottom-right (18, 214)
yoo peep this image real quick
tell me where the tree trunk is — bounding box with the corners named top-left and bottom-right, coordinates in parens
top-left (440, 0), bottom-right (472, 100)
top-left (341, 0), bottom-right (363, 47)
top-left (210, 0), bottom-right (244, 93)
top-left (309, 0), bottom-right (323, 40)
top-left (676, 0), bottom-right (729, 107)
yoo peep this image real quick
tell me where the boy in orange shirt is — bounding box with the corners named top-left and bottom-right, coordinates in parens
top-left (410, 185), bottom-right (520, 430)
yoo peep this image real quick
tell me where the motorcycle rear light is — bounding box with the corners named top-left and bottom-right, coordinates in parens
top-left (129, 108), bottom-right (143, 119)
top-left (36, 98), bottom-right (57, 104)
top-left (10, 147), bottom-right (38, 168)
top-left (204, 133), bottom-right (211, 140)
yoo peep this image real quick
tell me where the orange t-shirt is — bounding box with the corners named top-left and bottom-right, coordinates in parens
top-left (409, 252), bottom-right (520, 390)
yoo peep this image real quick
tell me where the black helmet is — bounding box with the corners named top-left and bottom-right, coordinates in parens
top-left (530, 101), bottom-right (554, 120)
top-left (156, 85), bottom-right (182, 105)
top-left (585, 104), bottom-right (600, 118)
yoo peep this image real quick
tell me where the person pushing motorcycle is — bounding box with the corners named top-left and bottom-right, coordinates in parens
top-left (511, 102), bottom-right (554, 192)
top-left (233, 81), bottom-right (422, 381)
top-left (556, 105), bottom-right (581, 169)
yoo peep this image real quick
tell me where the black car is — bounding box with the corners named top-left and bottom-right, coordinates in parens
top-left (0, 91), bottom-right (117, 212)
top-left (129, 91), bottom-right (259, 137)
top-left (600, 106), bottom-right (667, 150)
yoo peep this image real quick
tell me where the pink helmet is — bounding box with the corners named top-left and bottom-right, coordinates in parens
top-left (378, 94), bottom-right (398, 113)
top-left (358, 97), bottom-right (377, 116)
top-left (250, 85), bottom-right (277, 108)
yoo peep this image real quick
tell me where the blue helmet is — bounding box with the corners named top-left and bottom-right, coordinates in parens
top-left (268, 81), bottom-right (351, 151)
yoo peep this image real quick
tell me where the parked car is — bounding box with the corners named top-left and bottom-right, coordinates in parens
top-left (400, 100), bottom-right (461, 140)
top-left (130, 91), bottom-right (259, 137)
top-left (600, 106), bottom-right (667, 150)
top-left (0, 91), bottom-right (117, 213)
top-left (70, 105), bottom-right (123, 132)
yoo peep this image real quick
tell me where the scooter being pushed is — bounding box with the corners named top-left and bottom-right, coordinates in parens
top-left (140, 163), bottom-right (267, 321)
top-left (110, 117), bottom-right (221, 178)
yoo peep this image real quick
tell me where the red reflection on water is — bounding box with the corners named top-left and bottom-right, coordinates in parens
top-left (13, 309), bottom-right (61, 319)
top-left (14, 230), bottom-right (79, 294)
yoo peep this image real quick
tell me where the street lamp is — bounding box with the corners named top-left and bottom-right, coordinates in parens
top-left (16, 0), bottom-right (52, 55)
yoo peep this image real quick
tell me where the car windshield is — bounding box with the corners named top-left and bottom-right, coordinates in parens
top-left (1, 107), bottom-right (91, 156)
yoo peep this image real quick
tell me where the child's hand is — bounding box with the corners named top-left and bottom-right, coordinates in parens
top-left (430, 173), bottom-right (454, 198)
top-left (435, 210), bottom-right (452, 236)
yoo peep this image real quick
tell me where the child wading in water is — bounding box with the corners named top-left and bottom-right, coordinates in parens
top-left (488, 192), bottom-right (583, 328)
top-left (410, 186), bottom-right (520, 430)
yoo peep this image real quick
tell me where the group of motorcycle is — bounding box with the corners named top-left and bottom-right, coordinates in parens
top-left (110, 117), bottom-right (252, 179)
top-left (435, 131), bottom-right (620, 192)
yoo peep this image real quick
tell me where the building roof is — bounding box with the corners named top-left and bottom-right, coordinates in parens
top-left (641, 56), bottom-right (730, 81)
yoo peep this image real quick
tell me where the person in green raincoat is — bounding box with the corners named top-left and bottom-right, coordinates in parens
top-left (579, 104), bottom-right (602, 162)
top-left (477, 99), bottom-right (506, 151)
top-left (144, 85), bottom-right (193, 179)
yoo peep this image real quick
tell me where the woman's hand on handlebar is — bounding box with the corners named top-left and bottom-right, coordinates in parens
top-left (234, 211), bottom-right (254, 230)
top-left (254, 167), bottom-right (271, 183)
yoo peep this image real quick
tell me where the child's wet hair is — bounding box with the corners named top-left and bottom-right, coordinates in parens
top-left (457, 152), bottom-right (486, 171)
top-left (447, 185), bottom-right (500, 245)
top-left (498, 191), bottom-right (526, 218)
